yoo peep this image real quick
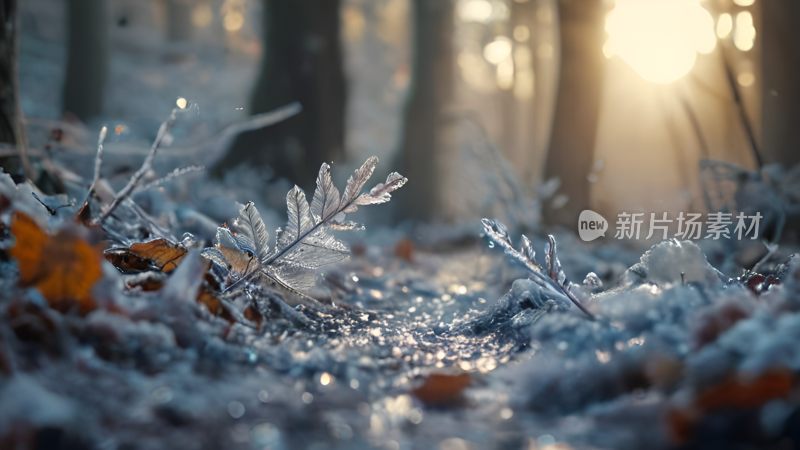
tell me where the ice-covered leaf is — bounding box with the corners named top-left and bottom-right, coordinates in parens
top-left (277, 186), bottom-right (315, 251)
top-left (520, 234), bottom-right (536, 263)
top-left (545, 234), bottom-right (566, 286)
top-left (341, 156), bottom-right (379, 211)
top-left (329, 220), bottom-right (365, 231)
top-left (482, 218), bottom-right (593, 319)
top-left (274, 228), bottom-right (350, 270)
top-left (232, 202), bottom-right (270, 261)
top-left (213, 227), bottom-right (257, 276)
top-left (205, 156), bottom-right (406, 304)
top-left (481, 218), bottom-right (512, 249)
top-left (355, 172), bottom-right (408, 206)
top-left (311, 163), bottom-right (341, 222)
top-left (481, 218), bottom-right (540, 275)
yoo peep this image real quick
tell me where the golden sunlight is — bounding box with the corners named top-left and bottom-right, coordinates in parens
top-left (604, 0), bottom-right (716, 84)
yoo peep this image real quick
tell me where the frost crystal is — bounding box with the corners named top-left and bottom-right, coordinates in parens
top-left (481, 218), bottom-right (595, 319)
top-left (203, 157), bottom-right (407, 304)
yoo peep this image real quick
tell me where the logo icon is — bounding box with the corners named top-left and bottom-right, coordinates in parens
top-left (578, 210), bottom-right (608, 241)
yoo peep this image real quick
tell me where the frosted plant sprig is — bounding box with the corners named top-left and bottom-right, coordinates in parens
top-left (94, 108), bottom-right (180, 225)
top-left (203, 157), bottom-right (407, 305)
top-left (481, 218), bottom-right (595, 320)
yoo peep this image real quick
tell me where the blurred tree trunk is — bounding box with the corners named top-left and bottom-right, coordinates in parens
top-left (761, 0), bottom-right (800, 169)
top-left (0, 0), bottom-right (17, 147)
top-left (213, 0), bottom-right (346, 190)
top-left (165, 0), bottom-right (193, 43)
top-left (393, 0), bottom-right (454, 221)
top-left (542, 0), bottom-right (605, 226)
top-left (0, 0), bottom-right (29, 177)
top-left (63, 0), bottom-right (108, 122)
top-left (505, 0), bottom-right (537, 179)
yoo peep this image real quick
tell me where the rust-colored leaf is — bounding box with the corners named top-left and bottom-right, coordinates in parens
top-left (104, 248), bottom-right (153, 274)
top-left (9, 212), bottom-right (103, 313)
top-left (667, 370), bottom-right (795, 443)
top-left (125, 239), bottom-right (187, 273)
top-left (695, 370), bottom-right (793, 411)
top-left (394, 238), bottom-right (414, 263)
top-left (411, 372), bottom-right (471, 407)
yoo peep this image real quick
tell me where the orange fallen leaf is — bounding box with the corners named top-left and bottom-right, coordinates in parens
top-left (695, 370), bottom-right (793, 411)
top-left (411, 372), bottom-right (471, 407)
top-left (127, 238), bottom-right (187, 273)
top-left (394, 238), bottom-right (414, 263)
top-left (667, 369), bottom-right (795, 443)
top-left (9, 212), bottom-right (103, 313)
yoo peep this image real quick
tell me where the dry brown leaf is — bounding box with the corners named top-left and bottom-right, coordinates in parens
top-left (668, 369), bottom-right (795, 443)
top-left (394, 238), bottom-right (414, 263)
top-left (127, 239), bottom-right (187, 273)
top-left (9, 212), bottom-right (103, 313)
top-left (104, 248), bottom-right (153, 274)
top-left (411, 372), bottom-right (471, 407)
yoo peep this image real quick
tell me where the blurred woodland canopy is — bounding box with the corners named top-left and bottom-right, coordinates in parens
top-left (1, 0), bottom-right (799, 226)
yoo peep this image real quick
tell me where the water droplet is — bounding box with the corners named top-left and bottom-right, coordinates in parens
top-left (227, 401), bottom-right (245, 419)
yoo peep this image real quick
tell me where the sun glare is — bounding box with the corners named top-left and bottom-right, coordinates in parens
top-left (605, 0), bottom-right (716, 84)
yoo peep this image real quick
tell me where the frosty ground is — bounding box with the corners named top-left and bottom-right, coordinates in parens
top-left (5, 1), bottom-right (800, 448)
top-left (1, 150), bottom-right (800, 450)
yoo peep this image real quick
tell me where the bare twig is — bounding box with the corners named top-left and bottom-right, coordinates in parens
top-left (95, 109), bottom-right (179, 224)
top-left (751, 241), bottom-right (779, 273)
top-left (82, 125), bottom-right (107, 206)
top-left (134, 164), bottom-right (204, 193)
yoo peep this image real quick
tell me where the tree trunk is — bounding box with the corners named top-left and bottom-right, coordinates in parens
top-left (0, 0), bottom-right (28, 177)
top-left (393, 0), bottom-right (455, 221)
top-left (542, 0), bottom-right (605, 226)
top-left (212, 0), bottom-right (346, 190)
top-left (0, 0), bottom-right (17, 146)
top-left (63, 0), bottom-right (109, 122)
top-left (761, 0), bottom-right (800, 169)
top-left (165, 0), bottom-right (192, 43)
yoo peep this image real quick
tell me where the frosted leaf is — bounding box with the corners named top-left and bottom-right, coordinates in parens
top-left (215, 227), bottom-right (241, 252)
top-left (354, 172), bottom-right (408, 206)
top-left (545, 235), bottom-right (566, 286)
top-left (520, 234), bottom-right (536, 263)
top-left (205, 156), bottom-right (406, 304)
top-left (274, 228), bottom-right (349, 270)
top-left (200, 247), bottom-right (228, 270)
top-left (232, 202), bottom-right (270, 261)
top-left (481, 218), bottom-right (542, 276)
top-left (341, 156), bottom-right (379, 211)
top-left (310, 163), bottom-right (341, 222)
top-left (277, 186), bottom-right (314, 251)
top-left (482, 218), bottom-right (594, 319)
top-left (481, 218), bottom-right (512, 249)
top-left (328, 220), bottom-right (365, 231)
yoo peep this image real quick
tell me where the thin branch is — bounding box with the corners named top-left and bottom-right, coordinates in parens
top-left (134, 165), bottom-right (204, 193)
top-left (82, 125), bottom-right (107, 206)
top-left (95, 109), bottom-right (178, 224)
top-left (719, 46), bottom-right (764, 169)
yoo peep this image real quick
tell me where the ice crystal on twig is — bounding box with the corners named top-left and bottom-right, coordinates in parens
top-left (481, 218), bottom-right (595, 319)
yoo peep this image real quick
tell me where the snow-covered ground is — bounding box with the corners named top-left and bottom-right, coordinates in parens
top-left (5, 2), bottom-right (800, 449)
